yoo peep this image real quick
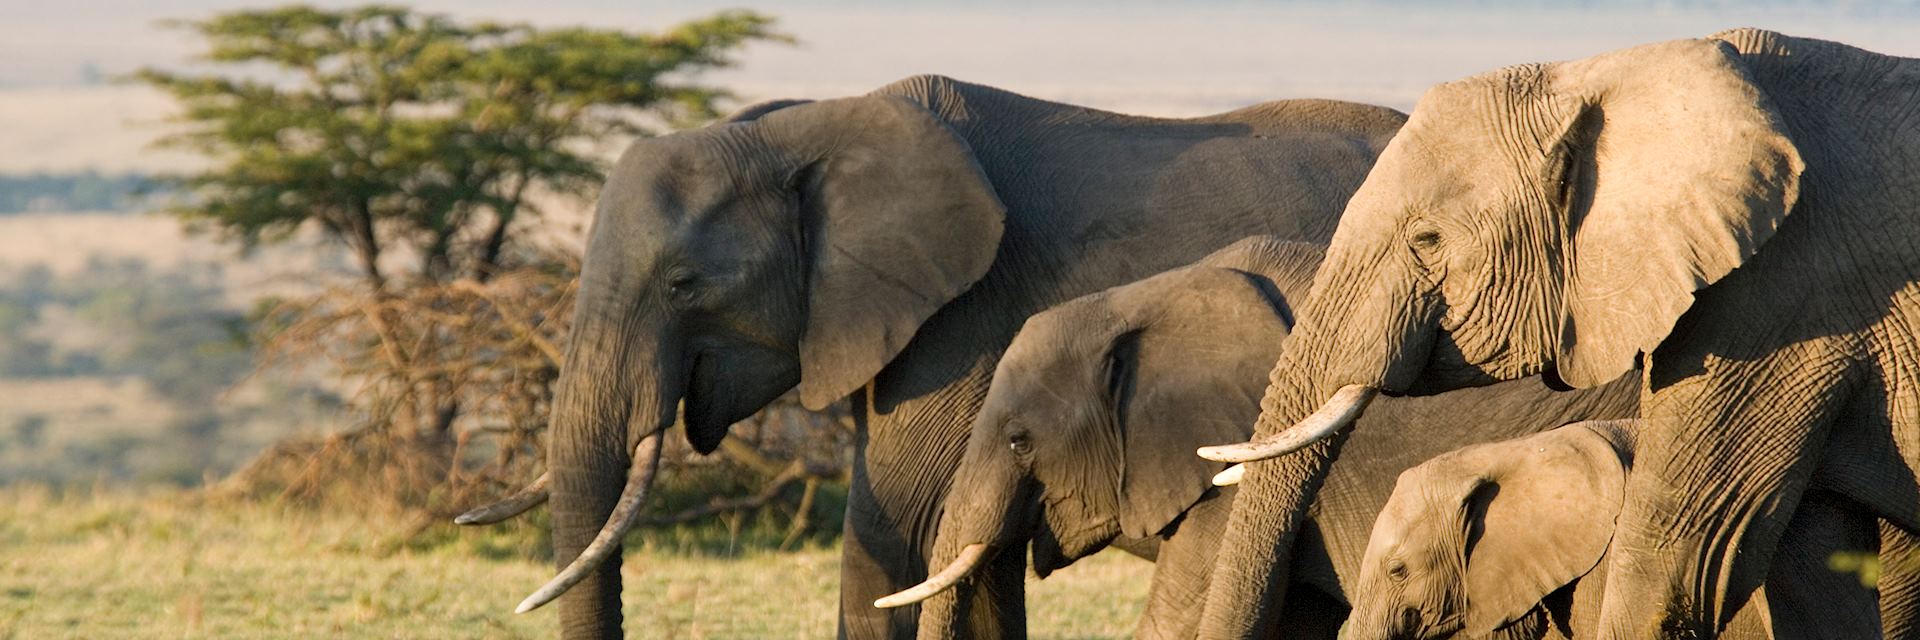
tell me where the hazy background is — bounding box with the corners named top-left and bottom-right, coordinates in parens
top-left (3, 3), bottom-right (1917, 637)
top-left (10, 1), bottom-right (1920, 172)
top-left (4, 0), bottom-right (1919, 486)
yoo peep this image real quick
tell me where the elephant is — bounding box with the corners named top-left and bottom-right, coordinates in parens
top-left (875, 236), bottom-right (1642, 638)
top-left (1192, 29), bottom-right (1920, 639)
top-left (452, 74), bottom-right (1407, 638)
top-left (1345, 418), bottom-right (1907, 640)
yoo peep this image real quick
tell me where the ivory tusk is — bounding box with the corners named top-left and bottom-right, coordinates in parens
top-left (454, 472), bottom-right (551, 525)
top-left (1212, 464), bottom-right (1246, 486)
top-left (1197, 385), bottom-right (1377, 463)
top-left (514, 433), bottom-right (664, 614)
top-left (872, 543), bottom-right (992, 609)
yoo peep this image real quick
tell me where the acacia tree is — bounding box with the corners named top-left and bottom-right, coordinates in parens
top-left (139, 4), bottom-right (789, 288)
top-left (132, 7), bottom-right (827, 513)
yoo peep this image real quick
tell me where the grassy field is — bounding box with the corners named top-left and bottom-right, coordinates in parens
top-left (0, 487), bottom-right (1151, 639)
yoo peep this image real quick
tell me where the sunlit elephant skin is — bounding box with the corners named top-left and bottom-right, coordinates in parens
top-left (528, 74), bottom-right (1406, 639)
top-left (1345, 419), bottom-right (1908, 640)
top-left (903, 237), bottom-right (1639, 639)
top-left (1199, 30), bottom-right (1920, 639)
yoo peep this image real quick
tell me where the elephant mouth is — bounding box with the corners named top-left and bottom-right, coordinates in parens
top-left (1408, 325), bottom-right (1540, 394)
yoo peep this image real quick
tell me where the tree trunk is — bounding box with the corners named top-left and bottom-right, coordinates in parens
top-left (347, 199), bottom-right (386, 290)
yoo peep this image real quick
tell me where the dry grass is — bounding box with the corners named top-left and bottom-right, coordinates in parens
top-left (0, 487), bottom-right (1150, 639)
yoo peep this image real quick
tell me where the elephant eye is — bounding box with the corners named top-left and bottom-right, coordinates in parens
top-left (667, 272), bottom-right (698, 302)
top-left (1387, 559), bottom-right (1409, 582)
top-left (1008, 432), bottom-right (1033, 456)
top-left (1406, 223), bottom-right (1446, 273)
top-left (1409, 228), bottom-right (1442, 252)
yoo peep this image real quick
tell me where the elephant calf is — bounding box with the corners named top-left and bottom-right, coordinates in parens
top-left (878, 236), bottom-right (1643, 638)
top-left (1347, 418), bottom-right (1909, 640)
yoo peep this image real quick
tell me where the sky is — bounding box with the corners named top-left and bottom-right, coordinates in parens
top-left (4, 0), bottom-right (1920, 172)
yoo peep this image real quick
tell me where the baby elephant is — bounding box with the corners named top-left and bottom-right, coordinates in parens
top-left (1348, 419), bottom-right (1900, 640)
top-left (878, 236), bottom-right (1323, 638)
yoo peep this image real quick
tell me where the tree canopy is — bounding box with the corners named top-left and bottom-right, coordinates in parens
top-left (138, 5), bottom-right (790, 288)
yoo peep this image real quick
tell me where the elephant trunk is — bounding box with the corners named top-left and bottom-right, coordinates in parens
top-left (520, 432), bottom-right (664, 613)
top-left (1196, 234), bottom-right (1437, 639)
top-left (538, 282), bottom-right (684, 638)
top-left (886, 432), bottom-right (1031, 636)
top-left (1338, 586), bottom-right (1399, 640)
top-left (1195, 352), bottom-right (1361, 639)
top-left (544, 383), bottom-right (630, 637)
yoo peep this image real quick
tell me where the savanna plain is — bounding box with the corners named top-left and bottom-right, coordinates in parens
top-left (0, 487), bottom-right (1148, 639)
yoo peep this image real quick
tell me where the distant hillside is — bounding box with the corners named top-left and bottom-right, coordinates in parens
top-left (0, 171), bottom-right (154, 214)
top-left (0, 212), bottom-right (349, 486)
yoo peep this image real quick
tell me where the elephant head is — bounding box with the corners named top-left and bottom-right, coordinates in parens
top-left (875, 237), bottom-right (1322, 618)
top-left (1199, 36), bottom-right (1803, 636)
top-left (1344, 420), bottom-right (1633, 640)
top-left (521, 95), bottom-right (1006, 636)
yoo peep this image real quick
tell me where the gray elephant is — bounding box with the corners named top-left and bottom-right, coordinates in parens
top-left (874, 236), bottom-right (1640, 639)
top-left (454, 75), bottom-right (1406, 638)
top-left (1196, 30), bottom-right (1920, 639)
top-left (1345, 418), bottom-right (1907, 640)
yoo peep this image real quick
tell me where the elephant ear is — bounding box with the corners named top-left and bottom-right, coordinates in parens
top-left (755, 96), bottom-right (1007, 410)
top-left (1109, 265), bottom-right (1298, 538)
top-left (1541, 38), bottom-right (1803, 387)
top-left (1456, 420), bottom-right (1632, 635)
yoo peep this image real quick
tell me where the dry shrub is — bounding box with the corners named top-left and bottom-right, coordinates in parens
top-left (217, 253), bottom-right (852, 544)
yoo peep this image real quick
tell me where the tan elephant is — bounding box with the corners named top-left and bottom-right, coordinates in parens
top-left (1196, 30), bottom-right (1920, 639)
top-left (1346, 418), bottom-right (1915, 639)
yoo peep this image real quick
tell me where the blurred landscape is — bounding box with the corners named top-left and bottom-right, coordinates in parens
top-left (2, 1), bottom-right (1917, 638)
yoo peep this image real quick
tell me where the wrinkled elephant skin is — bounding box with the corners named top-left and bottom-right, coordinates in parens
top-left (1201, 30), bottom-right (1920, 640)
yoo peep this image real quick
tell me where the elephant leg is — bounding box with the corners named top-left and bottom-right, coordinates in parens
top-left (838, 395), bottom-right (1025, 640)
top-left (1882, 522), bottom-right (1920, 640)
top-left (1135, 494), bottom-right (1230, 640)
top-left (1756, 492), bottom-right (1880, 639)
top-left (1599, 350), bottom-right (1852, 639)
top-left (840, 478), bottom-right (920, 639)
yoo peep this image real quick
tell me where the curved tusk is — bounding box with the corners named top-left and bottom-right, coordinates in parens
top-left (455, 472), bottom-right (551, 525)
top-left (1212, 464), bottom-right (1246, 486)
top-left (514, 433), bottom-right (665, 614)
top-left (1197, 385), bottom-right (1377, 463)
top-left (872, 543), bottom-right (991, 609)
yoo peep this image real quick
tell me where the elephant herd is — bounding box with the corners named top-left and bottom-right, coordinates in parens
top-left (454, 29), bottom-right (1920, 639)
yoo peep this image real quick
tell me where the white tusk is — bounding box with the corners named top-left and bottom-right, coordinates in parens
top-left (1212, 464), bottom-right (1246, 486)
top-left (454, 472), bottom-right (551, 525)
top-left (514, 433), bottom-right (665, 614)
top-left (1197, 385), bottom-right (1377, 463)
top-left (872, 543), bottom-right (992, 609)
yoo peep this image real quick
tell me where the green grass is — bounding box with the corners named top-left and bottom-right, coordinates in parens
top-left (0, 487), bottom-right (1150, 639)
